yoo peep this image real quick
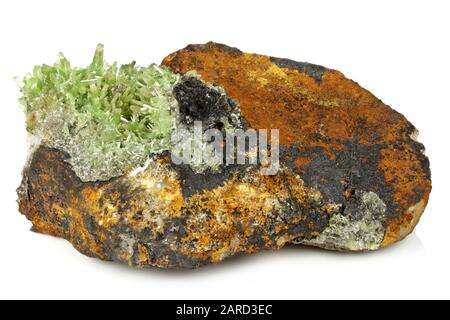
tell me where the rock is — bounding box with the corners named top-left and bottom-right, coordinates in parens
top-left (162, 42), bottom-right (431, 250)
top-left (19, 146), bottom-right (335, 268)
top-left (17, 43), bottom-right (431, 269)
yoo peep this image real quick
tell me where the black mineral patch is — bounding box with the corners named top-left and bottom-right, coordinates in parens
top-left (404, 125), bottom-right (432, 181)
top-left (280, 140), bottom-right (397, 222)
top-left (270, 57), bottom-right (328, 83)
top-left (173, 75), bottom-right (238, 128)
top-left (170, 161), bottom-right (249, 198)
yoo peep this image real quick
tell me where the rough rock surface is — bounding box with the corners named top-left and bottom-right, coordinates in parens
top-left (162, 42), bottom-right (431, 250)
top-left (17, 42), bottom-right (431, 269)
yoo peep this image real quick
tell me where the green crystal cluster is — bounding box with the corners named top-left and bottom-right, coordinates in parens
top-left (20, 45), bottom-right (180, 181)
top-left (300, 191), bottom-right (387, 251)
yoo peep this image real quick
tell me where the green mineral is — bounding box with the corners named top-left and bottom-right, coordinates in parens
top-left (19, 44), bottom-right (241, 181)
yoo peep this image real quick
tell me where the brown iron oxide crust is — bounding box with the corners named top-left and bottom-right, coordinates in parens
top-left (161, 42), bottom-right (431, 248)
top-left (19, 146), bottom-right (334, 268)
top-left (17, 42), bottom-right (431, 269)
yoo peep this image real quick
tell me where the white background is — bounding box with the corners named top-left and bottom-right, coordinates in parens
top-left (0, 0), bottom-right (449, 300)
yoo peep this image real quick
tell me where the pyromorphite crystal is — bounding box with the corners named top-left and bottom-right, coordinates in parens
top-left (17, 43), bottom-right (431, 269)
top-left (298, 191), bottom-right (387, 251)
top-left (20, 44), bottom-right (180, 181)
top-left (20, 45), bottom-right (244, 181)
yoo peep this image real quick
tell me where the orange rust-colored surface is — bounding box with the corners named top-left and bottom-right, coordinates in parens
top-left (19, 146), bottom-right (333, 268)
top-left (162, 42), bottom-right (431, 245)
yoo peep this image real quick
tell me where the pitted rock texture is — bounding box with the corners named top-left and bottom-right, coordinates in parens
top-left (18, 146), bottom-right (334, 268)
top-left (162, 42), bottom-right (431, 249)
top-left (17, 42), bottom-right (431, 269)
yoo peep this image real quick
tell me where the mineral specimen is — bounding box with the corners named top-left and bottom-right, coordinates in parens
top-left (20, 44), bottom-right (180, 182)
top-left (17, 43), bottom-right (431, 269)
